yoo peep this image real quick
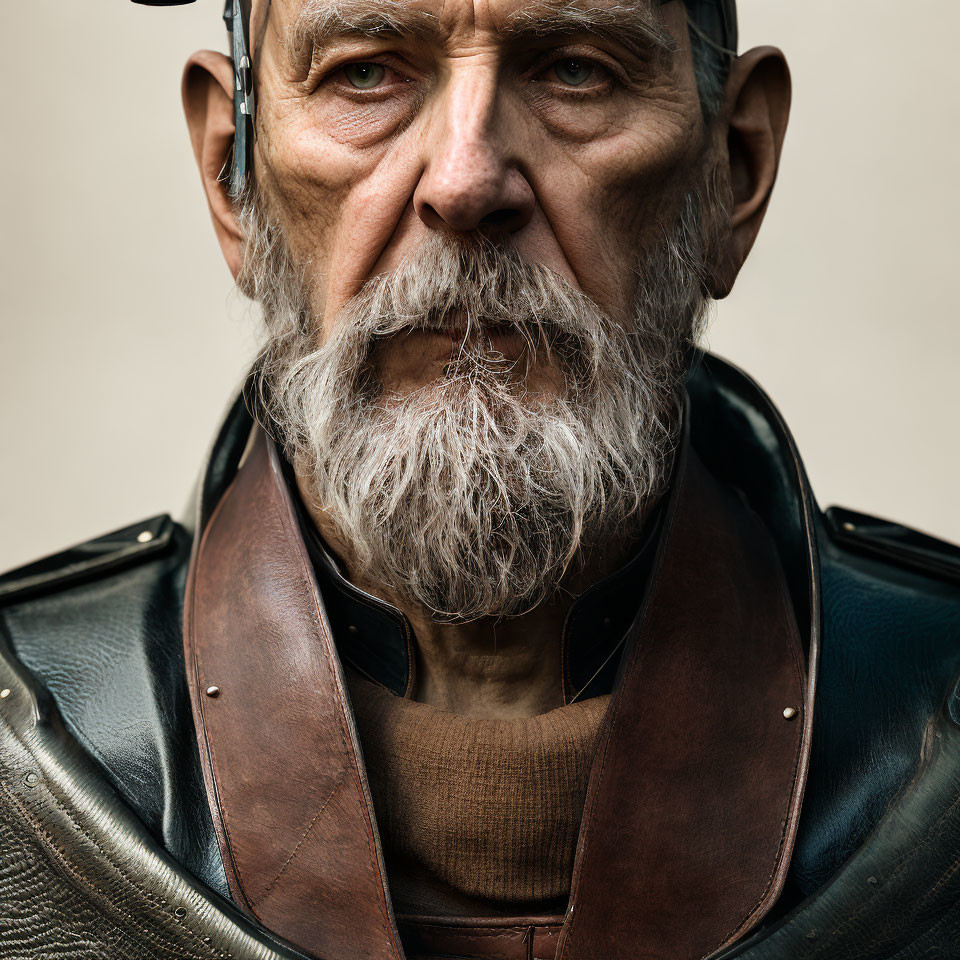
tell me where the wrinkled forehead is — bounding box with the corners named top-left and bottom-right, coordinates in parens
top-left (251, 0), bottom-right (735, 51)
top-left (254, 0), bottom-right (684, 52)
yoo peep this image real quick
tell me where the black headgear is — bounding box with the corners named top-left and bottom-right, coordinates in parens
top-left (684, 0), bottom-right (737, 55)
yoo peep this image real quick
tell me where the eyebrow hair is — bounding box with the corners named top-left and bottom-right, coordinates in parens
top-left (290, 0), bottom-right (440, 60)
top-left (289, 0), bottom-right (675, 62)
top-left (501, 0), bottom-right (676, 60)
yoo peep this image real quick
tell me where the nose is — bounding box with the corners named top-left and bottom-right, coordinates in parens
top-left (413, 76), bottom-right (535, 235)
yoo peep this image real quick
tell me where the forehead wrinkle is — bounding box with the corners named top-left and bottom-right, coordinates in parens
top-left (501, 0), bottom-right (676, 58)
top-left (289, 0), bottom-right (442, 59)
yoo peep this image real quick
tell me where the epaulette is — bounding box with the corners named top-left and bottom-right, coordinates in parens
top-left (0, 515), bottom-right (178, 607)
top-left (825, 506), bottom-right (960, 587)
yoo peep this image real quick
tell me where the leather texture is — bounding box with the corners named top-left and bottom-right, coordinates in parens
top-left (185, 429), bottom-right (404, 960)
top-left (0, 514), bottom-right (175, 605)
top-left (786, 515), bottom-right (960, 903)
top-left (4, 611), bottom-right (960, 960)
top-left (2, 354), bottom-right (959, 958)
top-left (686, 356), bottom-right (960, 912)
top-left (396, 917), bottom-right (563, 960)
top-left (0, 519), bottom-right (229, 898)
top-left (184, 423), bottom-right (809, 960)
top-left (0, 622), bottom-right (309, 960)
top-left (556, 437), bottom-right (809, 960)
top-left (824, 506), bottom-right (960, 586)
top-left (717, 669), bottom-right (960, 960)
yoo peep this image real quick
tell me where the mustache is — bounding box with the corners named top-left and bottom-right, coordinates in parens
top-left (335, 234), bottom-right (612, 373)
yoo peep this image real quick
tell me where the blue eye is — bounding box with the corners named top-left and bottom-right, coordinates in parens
top-left (554, 58), bottom-right (594, 86)
top-left (344, 62), bottom-right (386, 89)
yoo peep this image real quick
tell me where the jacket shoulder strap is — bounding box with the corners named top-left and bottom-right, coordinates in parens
top-left (0, 515), bottom-right (177, 606)
top-left (825, 506), bottom-right (960, 586)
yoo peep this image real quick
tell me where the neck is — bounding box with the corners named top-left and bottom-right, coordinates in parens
top-left (296, 475), bottom-right (635, 720)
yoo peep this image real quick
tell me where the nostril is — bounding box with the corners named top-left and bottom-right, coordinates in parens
top-left (480, 208), bottom-right (519, 227)
top-left (419, 202), bottom-right (444, 228)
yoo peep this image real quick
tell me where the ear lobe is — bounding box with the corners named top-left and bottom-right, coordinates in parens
top-left (711, 46), bottom-right (791, 299)
top-left (183, 50), bottom-right (244, 279)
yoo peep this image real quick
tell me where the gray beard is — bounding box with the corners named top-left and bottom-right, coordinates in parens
top-left (238, 191), bottom-right (713, 621)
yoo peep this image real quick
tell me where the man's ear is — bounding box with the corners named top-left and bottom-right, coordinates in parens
top-left (183, 51), bottom-right (244, 279)
top-left (711, 46), bottom-right (791, 299)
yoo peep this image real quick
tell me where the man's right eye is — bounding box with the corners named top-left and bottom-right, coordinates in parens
top-left (342, 62), bottom-right (386, 89)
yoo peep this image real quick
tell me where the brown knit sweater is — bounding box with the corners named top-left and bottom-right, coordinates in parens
top-left (346, 674), bottom-right (610, 917)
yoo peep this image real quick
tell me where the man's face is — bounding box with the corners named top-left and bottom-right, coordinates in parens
top-left (251, 0), bottom-right (707, 397)
top-left (185, 0), bottom-right (792, 618)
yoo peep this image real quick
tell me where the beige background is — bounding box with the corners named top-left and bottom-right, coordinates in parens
top-left (1, 0), bottom-right (958, 571)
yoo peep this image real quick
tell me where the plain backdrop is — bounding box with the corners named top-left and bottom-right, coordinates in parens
top-left (1, 0), bottom-right (958, 571)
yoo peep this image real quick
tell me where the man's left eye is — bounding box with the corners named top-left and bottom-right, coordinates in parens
top-left (343, 62), bottom-right (386, 89)
top-left (551, 58), bottom-right (597, 87)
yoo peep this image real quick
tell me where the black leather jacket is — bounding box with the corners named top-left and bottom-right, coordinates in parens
top-left (2, 354), bottom-right (959, 923)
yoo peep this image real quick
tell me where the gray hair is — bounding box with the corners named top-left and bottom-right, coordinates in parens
top-left (236, 180), bottom-right (718, 620)
top-left (234, 1), bottom-right (734, 128)
top-left (689, 18), bottom-right (734, 120)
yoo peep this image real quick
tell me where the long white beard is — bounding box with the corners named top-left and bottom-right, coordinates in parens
top-left (239, 194), bottom-right (712, 621)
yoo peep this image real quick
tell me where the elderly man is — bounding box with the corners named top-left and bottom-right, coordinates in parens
top-left (1, 1), bottom-right (959, 958)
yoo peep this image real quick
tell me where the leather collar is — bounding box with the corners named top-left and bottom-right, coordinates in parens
top-left (184, 395), bottom-right (816, 960)
top-left (287, 464), bottom-right (663, 703)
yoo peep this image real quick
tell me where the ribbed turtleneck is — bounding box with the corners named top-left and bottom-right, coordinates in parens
top-left (346, 673), bottom-right (610, 917)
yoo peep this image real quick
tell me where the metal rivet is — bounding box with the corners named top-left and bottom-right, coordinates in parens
top-left (0, 689), bottom-right (10, 699)
top-left (867, 876), bottom-right (878, 886)
top-left (24, 772), bottom-right (39, 787)
top-left (842, 521), bottom-right (856, 533)
top-left (137, 530), bottom-right (154, 544)
top-left (205, 685), bottom-right (221, 699)
top-left (347, 625), bottom-right (359, 635)
top-left (174, 906), bottom-right (187, 919)
top-left (783, 707), bottom-right (798, 720)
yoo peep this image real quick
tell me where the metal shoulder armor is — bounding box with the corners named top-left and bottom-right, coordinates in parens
top-left (0, 624), bottom-right (306, 960)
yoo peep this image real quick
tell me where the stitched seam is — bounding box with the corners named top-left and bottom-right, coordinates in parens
top-left (414, 928), bottom-right (529, 940)
top-left (193, 450), bottom-right (366, 934)
top-left (566, 465), bottom-right (806, 957)
top-left (187, 478), bottom-right (257, 913)
top-left (316, 600), bottom-right (398, 946)
top-left (561, 460), bottom-right (680, 949)
top-left (883, 890), bottom-right (960, 959)
top-left (912, 849), bottom-right (960, 914)
top-left (407, 922), bottom-right (563, 933)
top-left (0, 720), bottom-right (234, 959)
top-left (711, 534), bottom-right (809, 953)
top-left (274, 440), bottom-right (399, 954)
top-left (199, 691), bottom-right (256, 909)
top-left (255, 767), bottom-right (349, 906)
top-left (802, 757), bottom-right (960, 958)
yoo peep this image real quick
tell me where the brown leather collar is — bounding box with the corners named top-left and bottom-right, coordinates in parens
top-left (184, 423), bottom-right (815, 960)
top-left (556, 429), bottom-right (810, 960)
top-left (184, 428), bottom-right (403, 959)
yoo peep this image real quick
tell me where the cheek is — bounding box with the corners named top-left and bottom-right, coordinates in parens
top-left (256, 98), bottom-right (426, 338)
top-left (313, 92), bottom-right (417, 150)
top-left (531, 102), bottom-right (704, 318)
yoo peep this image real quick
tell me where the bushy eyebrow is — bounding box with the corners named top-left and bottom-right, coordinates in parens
top-left (289, 0), bottom-right (676, 62)
top-left (501, 0), bottom-right (676, 60)
top-left (290, 0), bottom-right (440, 60)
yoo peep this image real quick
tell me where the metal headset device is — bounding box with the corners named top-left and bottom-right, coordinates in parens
top-left (132, 0), bottom-right (254, 195)
top-left (131, 0), bottom-right (736, 192)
